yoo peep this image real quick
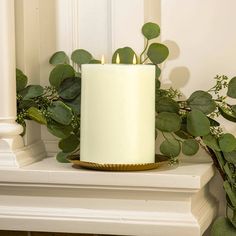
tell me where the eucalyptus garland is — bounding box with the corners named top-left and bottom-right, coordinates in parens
top-left (16, 22), bottom-right (236, 235)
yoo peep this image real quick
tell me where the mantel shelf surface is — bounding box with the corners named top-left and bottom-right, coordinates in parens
top-left (0, 157), bottom-right (214, 190)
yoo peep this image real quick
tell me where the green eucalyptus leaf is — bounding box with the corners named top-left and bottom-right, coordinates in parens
top-left (174, 130), bottom-right (189, 139)
top-left (219, 107), bottom-right (236, 123)
top-left (58, 77), bottom-right (81, 100)
top-left (16, 69), bottom-right (28, 92)
top-left (59, 134), bottom-right (79, 153)
top-left (27, 107), bottom-right (47, 125)
top-left (75, 72), bottom-right (81, 78)
top-left (147, 43), bottom-right (169, 64)
top-left (156, 97), bottom-right (179, 113)
top-left (187, 110), bottom-right (210, 136)
top-left (182, 139), bottom-right (199, 156)
top-left (223, 150), bottom-right (236, 164)
top-left (56, 151), bottom-right (71, 163)
top-left (224, 162), bottom-right (234, 183)
top-left (49, 51), bottom-right (69, 65)
top-left (202, 134), bottom-right (221, 151)
top-left (19, 85), bottom-right (44, 100)
top-left (211, 217), bottom-right (236, 236)
top-left (156, 89), bottom-right (169, 99)
top-left (227, 77), bottom-right (236, 98)
top-left (48, 101), bottom-right (73, 125)
top-left (160, 139), bottom-right (181, 157)
top-left (71, 49), bottom-right (92, 65)
top-left (224, 181), bottom-right (236, 207)
top-left (155, 65), bottom-right (161, 79)
top-left (208, 117), bottom-right (220, 127)
top-left (49, 64), bottom-right (75, 89)
top-left (142, 22), bottom-right (160, 40)
top-left (181, 116), bottom-right (187, 125)
top-left (219, 133), bottom-right (236, 152)
top-left (180, 125), bottom-right (188, 137)
top-left (188, 90), bottom-right (212, 100)
top-left (64, 95), bottom-right (81, 115)
top-left (47, 122), bottom-right (72, 139)
top-left (19, 100), bottom-right (37, 110)
top-left (156, 112), bottom-right (181, 132)
top-left (112, 47), bottom-right (137, 64)
top-left (89, 59), bottom-right (101, 64)
top-left (214, 150), bottom-right (226, 170)
top-left (187, 90), bottom-right (216, 114)
top-left (156, 79), bottom-right (161, 90)
top-left (231, 105), bottom-right (236, 115)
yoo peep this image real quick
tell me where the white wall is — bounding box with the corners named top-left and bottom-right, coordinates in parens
top-left (161, 0), bottom-right (236, 98)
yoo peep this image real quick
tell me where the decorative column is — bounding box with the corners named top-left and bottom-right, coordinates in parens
top-left (0, 0), bottom-right (44, 168)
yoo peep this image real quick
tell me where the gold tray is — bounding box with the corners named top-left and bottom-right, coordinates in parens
top-left (70, 159), bottom-right (160, 171)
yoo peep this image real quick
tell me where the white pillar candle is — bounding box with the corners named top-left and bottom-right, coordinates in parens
top-left (81, 64), bottom-right (155, 164)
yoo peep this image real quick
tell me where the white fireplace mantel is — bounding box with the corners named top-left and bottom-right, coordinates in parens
top-left (0, 158), bottom-right (216, 236)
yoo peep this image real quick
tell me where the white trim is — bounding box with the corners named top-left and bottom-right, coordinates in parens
top-left (43, 140), bottom-right (59, 158)
top-left (109, 0), bottom-right (145, 54)
top-left (55, 0), bottom-right (80, 55)
top-left (0, 140), bottom-right (45, 168)
top-left (0, 117), bottom-right (17, 121)
top-left (0, 209), bottom-right (200, 236)
top-left (71, 0), bottom-right (79, 50)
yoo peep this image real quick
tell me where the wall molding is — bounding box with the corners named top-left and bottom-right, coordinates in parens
top-left (56, 0), bottom-right (79, 55)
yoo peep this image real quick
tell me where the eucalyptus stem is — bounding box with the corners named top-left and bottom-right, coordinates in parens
top-left (214, 99), bottom-right (224, 102)
top-left (196, 138), bottom-right (212, 156)
top-left (140, 39), bottom-right (149, 63)
top-left (180, 107), bottom-right (191, 112)
top-left (207, 147), bottom-right (226, 180)
top-left (170, 132), bottom-right (182, 143)
top-left (142, 57), bottom-right (149, 64)
top-left (207, 85), bottom-right (217, 93)
top-left (161, 131), bottom-right (169, 141)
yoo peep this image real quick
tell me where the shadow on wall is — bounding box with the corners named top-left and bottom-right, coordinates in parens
top-left (157, 40), bottom-right (213, 163)
top-left (169, 66), bottom-right (190, 90)
top-left (161, 40), bottom-right (190, 99)
top-left (164, 40), bottom-right (180, 61)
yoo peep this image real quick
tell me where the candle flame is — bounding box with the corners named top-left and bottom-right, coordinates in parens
top-left (101, 55), bottom-right (105, 64)
top-left (133, 54), bottom-right (137, 64)
top-left (116, 53), bottom-right (120, 64)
